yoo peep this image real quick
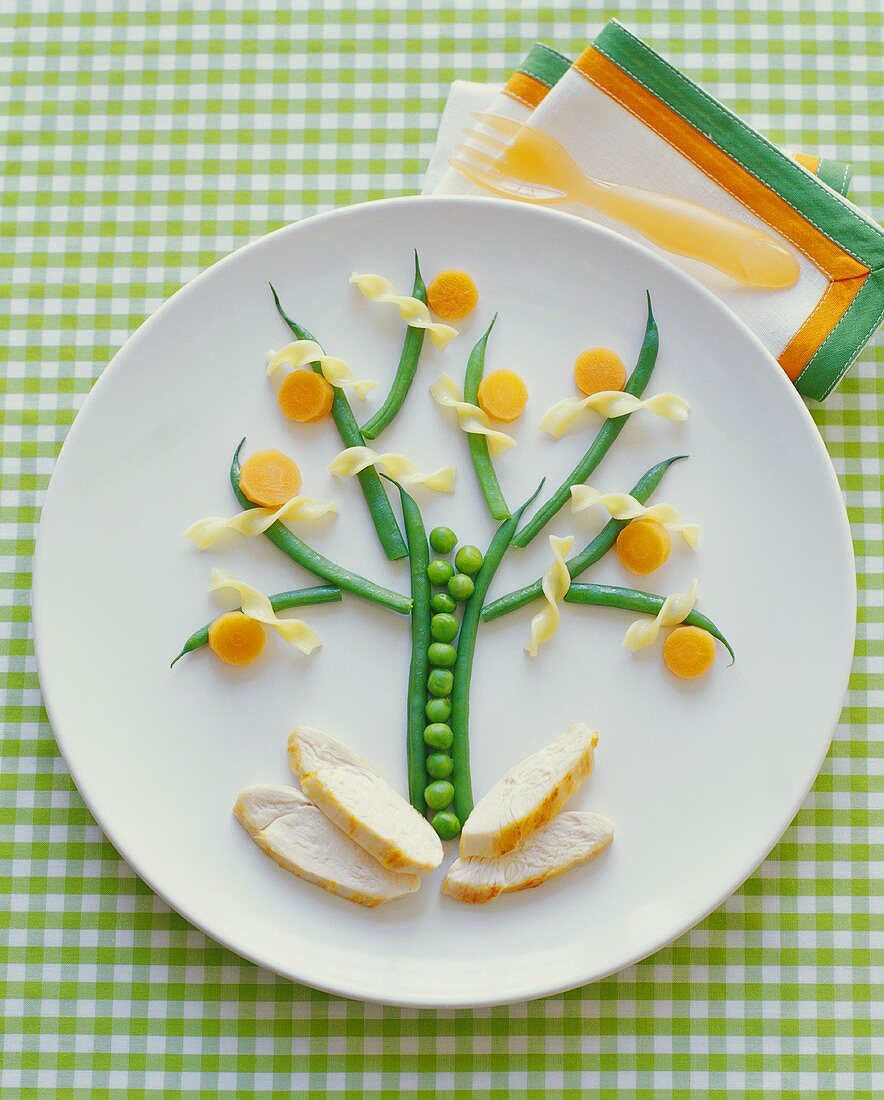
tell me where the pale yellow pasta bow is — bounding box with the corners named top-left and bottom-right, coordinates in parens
top-left (429, 373), bottom-right (516, 459)
top-left (622, 579), bottom-right (699, 653)
top-left (185, 495), bottom-right (337, 550)
top-left (570, 485), bottom-right (700, 547)
top-left (350, 273), bottom-right (458, 350)
top-left (328, 446), bottom-right (456, 493)
top-left (540, 390), bottom-right (689, 439)
top-left (208, 568), bottom-right (322, 654)
top-left (526, 535), bottom-right (575, 657)
top-left (266, 340), bottom-right (377, 400)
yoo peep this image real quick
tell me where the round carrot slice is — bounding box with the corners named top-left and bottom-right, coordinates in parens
top-left (239, 449), bottom-right (302, 508)
top-left (477, 369), bottom-right (528, 423)
top-left (427, 269), bottom-right (479, 321)
top-left (574, 347), bottom-right (627, 396)
top-left (663, 625), bottom-right (716, 679)
top-left (208, 612), bottom-right (266, 666)
top-left (615, 519), bottom-right (671, 574)
top-left (278, 369), bottom-right (334, 424)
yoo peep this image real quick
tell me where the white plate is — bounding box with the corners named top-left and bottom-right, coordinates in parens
top-left (33, 196), bottom-right (855, 1007)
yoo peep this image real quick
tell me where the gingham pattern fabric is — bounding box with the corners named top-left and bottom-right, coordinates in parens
top-left (1, 1), bottom-right (880, 1094)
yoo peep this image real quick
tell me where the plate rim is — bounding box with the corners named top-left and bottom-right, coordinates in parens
top-left (32, 194), bottom-right (856, 1007)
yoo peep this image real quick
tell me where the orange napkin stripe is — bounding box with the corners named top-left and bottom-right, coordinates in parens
top-left (778, 275), bottom-right (867, 380)
top-left (503, 71), bottom-right (551, 111)
top-left (793, 152), bottom-right (821, 175)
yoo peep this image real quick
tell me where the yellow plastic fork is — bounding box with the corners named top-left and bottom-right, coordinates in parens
top-left (451, 112), bottom-right (800, 290)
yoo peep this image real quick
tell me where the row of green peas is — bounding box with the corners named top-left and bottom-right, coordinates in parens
top-left (422, 525), bottom-right (484, 841)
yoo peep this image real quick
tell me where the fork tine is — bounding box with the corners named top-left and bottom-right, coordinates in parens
top-left (448, 157), bottom-right (512, 198)
top-left (460, 124), bottom-right (509, 153)
top-left (454, 143), bottom-right (502, 172)
top-left (468, 111), bottom-right (526, 138)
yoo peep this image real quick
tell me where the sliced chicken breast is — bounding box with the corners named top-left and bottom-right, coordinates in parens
top-left (234, 784), bottom-right (421, 907)
top-left (288, 727), bottom-right (443, 875)
top-left (443, 811), bottom-right (613, 904)
top-left (460, 723), bottom-right (598, 858)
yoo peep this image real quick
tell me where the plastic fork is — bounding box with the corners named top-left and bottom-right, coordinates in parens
top-left (451, 112), bottom-right (800, 289)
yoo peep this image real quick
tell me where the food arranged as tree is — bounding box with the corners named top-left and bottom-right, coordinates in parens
top-left (175, 254), bottom-right (732, 906)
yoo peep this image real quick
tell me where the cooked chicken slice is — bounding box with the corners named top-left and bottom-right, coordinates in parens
top-left (234, 784), bottom-right (421, 907)
top-left (443, 811), bottom-right (613, 904)
top-left (288, 727), bottom-right (443, 874)
top-left (460, 723), bottom-right (598, 858)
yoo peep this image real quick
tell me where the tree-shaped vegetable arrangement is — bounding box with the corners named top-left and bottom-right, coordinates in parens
top-left (175, 252), bottom-right (732, 873)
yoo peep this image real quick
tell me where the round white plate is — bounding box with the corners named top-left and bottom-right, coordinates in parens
top-left (33, 196), bottom-right (855, 1007)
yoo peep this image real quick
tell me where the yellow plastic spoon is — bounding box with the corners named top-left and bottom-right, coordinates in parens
top-left (451, 112), bottom-right (800, 290)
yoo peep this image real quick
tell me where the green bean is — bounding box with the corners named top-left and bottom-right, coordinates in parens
top-left (269, 284), bottom-right (407, 561)
top-left (449, 481), bottom-right (544, 823)
top-left (171, 585), bottom-right (342, 667)
top-left (385, 477), bottom-right (432, 813)
top-left (513, 292), bottom-right (659, 548)
top-left (565, 583), bottom-right (735, 663)
top-left (360, 250), bottom-right (427, 440)
top-left (482, 454), bottom-right (685, 623)
top-left (463, 314), bottom-right (510, 520)
top-left (230, 440), bottom-right (411, 615)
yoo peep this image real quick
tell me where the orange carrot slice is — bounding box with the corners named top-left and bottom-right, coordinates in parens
top-left (278, 369), bottom-right (335, 423)
top-left (477, 369), bottom-right (528, 423)
top-left (574, 347), bottom-right (627, 396)
top-left (427, 270), bottom-right (479, 321)
top-left (239, 449), bottom-right (302, 508)
top-left (615, 518), bottom-right (671, 574)
top-left (208, 612), bottom-right (266, 666)
top-left (663, 625), bottom-right (716, 679)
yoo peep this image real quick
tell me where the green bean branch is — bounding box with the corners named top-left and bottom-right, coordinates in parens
top-left (270, 285), bottom-right (408, 561)
top-left (482, 454), bottom-right (684, 623)
top-left (172, 585), bottom-right (342, 667)
top-left (565, 585), bottom-right (734, 663)
top-left (230, 440), bottom-right (411, 615)
top-left (512, 291), bottom-right (659, 549)
top-left (463, 314), bottom-right (509, 521)
top-left (360, 251), bottom-right (428, 441)
top-left (446, 483), bottom-right (544, 823)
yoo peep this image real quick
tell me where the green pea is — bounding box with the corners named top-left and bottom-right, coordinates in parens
top-left (427, 668), bottom-right (454, 697)
top-left (423, 723), bottom-right (453, 750)
top-left (427, 559), bottom-right (455, 586)
top-left (430, 613), bottom-right (459, 643)
top-left (447, 573), bottom-right (475, 602)
top-left (429, 526), bottom-right (458, 554)
top-left (431, 592), bottom-right (456, 614)
top-left (431, 810), bottom-right (461, 841)
top-left (428, 642), bottom-right (457, 668)
top-left (425, 697), bottom-right (451, 723)
top-left (424, 780), bottom-right (455, 811)
top-left (455, 545), bottom-right (483, 575)
top-left (426, 752), bottom-right (453, 779)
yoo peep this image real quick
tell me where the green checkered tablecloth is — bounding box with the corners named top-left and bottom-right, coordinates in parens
top-left (1, 1), bottom-right (880, 1094)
